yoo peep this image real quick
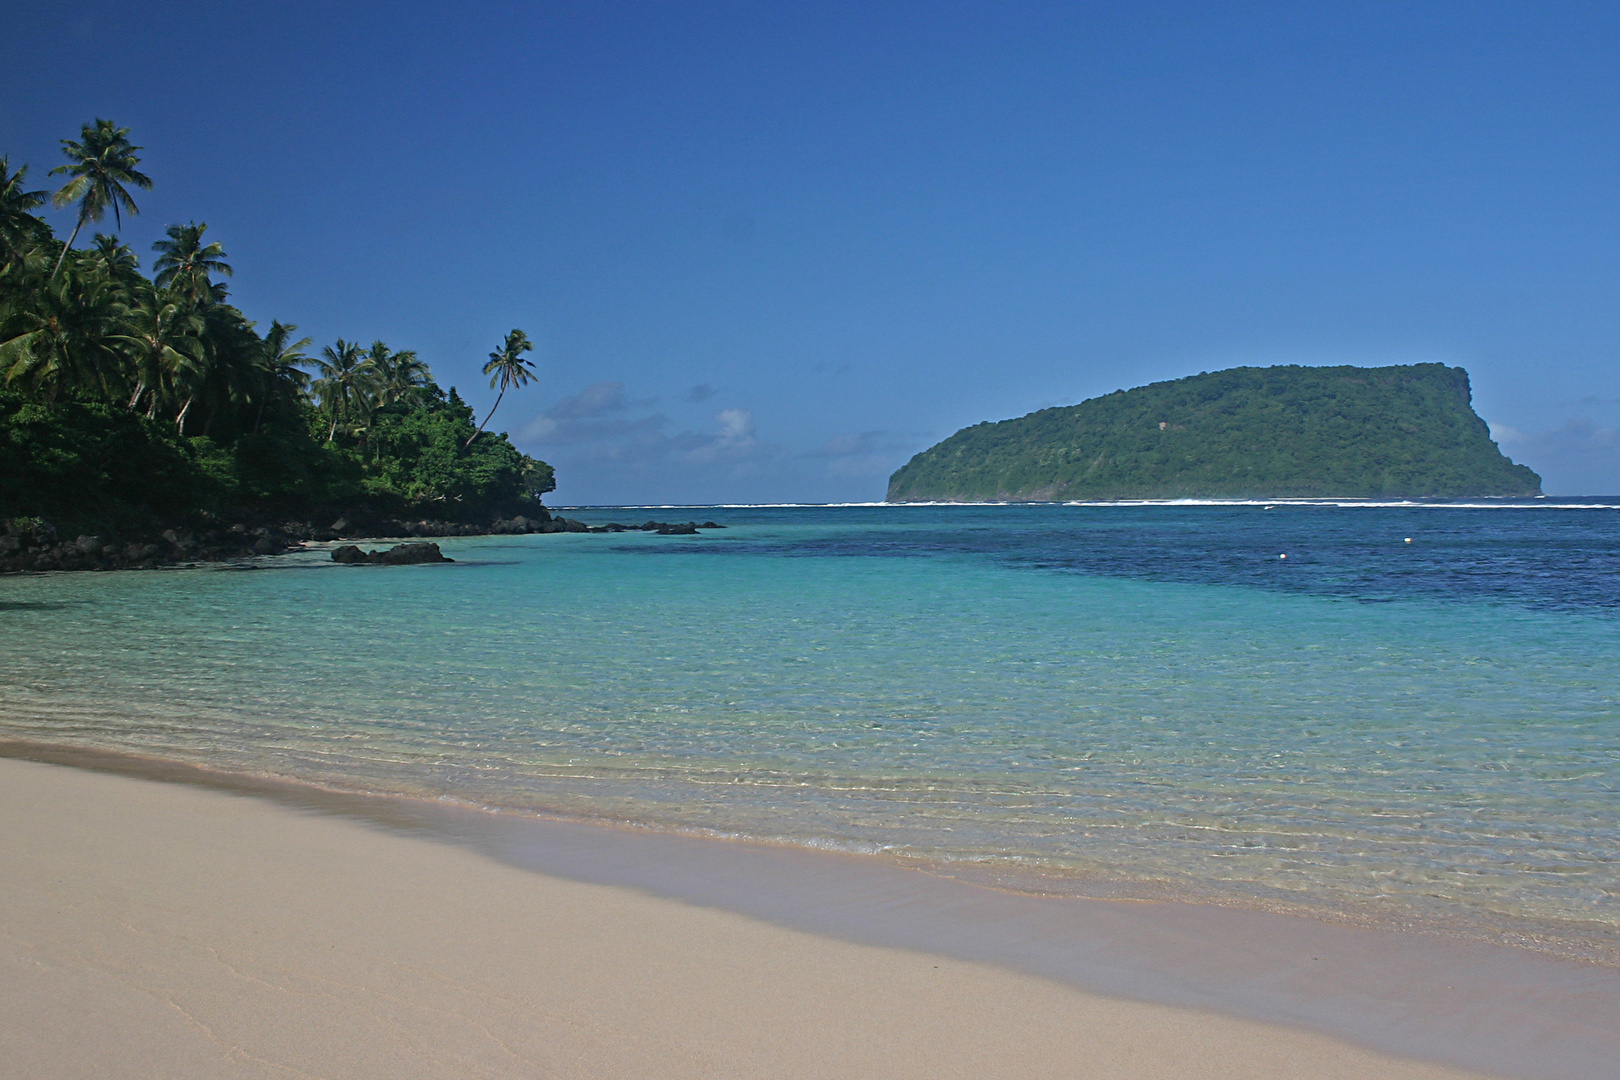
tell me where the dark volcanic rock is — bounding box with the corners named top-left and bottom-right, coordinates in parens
top-left (588, 519), bottom-right (721, 535)
top-left (377, 542), bottom-right (452, 564)
top-left (331, 542), bottom-right (453, 566)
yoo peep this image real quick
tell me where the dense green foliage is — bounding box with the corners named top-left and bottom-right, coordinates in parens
top-left (1, 123), bottom-right (554, 529)
top-left (888, 364), bottom-right (1542, 501)
top-left (0, 390), bottom-right (207, 522)
top-left (358, 387), bottom-right (552, 509)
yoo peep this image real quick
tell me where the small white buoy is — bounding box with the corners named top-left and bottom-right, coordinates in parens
top-left (1279, 553), bottom-right (1287, 560)
top-left (1404, 537), bottom-right (1413, 544)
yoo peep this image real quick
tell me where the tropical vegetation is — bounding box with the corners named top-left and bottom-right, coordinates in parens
top-left (888, 363), bottom-right (1543, 501)
top-left (1, 121), bottom-right (554, 532)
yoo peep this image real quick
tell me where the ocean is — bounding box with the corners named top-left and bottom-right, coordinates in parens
top-left (3, 501), bottom-right (1618, 959)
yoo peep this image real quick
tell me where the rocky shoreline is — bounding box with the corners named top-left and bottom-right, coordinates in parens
top-left (1, 509), bottom-right (726, 574)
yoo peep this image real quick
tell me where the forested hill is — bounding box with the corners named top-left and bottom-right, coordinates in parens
top-left (887, 364), bottom-right (1542, 502)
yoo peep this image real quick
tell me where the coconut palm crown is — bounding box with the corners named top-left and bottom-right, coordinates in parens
top-left (467, 328), bottom-right (535, 447)
top-left (261, 321), bottom-right (313, 396)
top-left (48, 119), bottom-right (152, 280)
top-left (311, 338), bottom-right (377, 442)
top-left (153, 222), bottom-right (232, 304)
top-left (0, 156), bottom-right (48, 263)
top-left (368, 340), bottom-right (433, 407)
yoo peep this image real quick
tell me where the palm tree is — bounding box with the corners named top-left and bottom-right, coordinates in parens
top-left (182, 301), bottom-right (262, 437)
top-left (49, 119), bottom-right (152, 280)
top-left (0, 259), bottom-right (126, 401)
top-left (262, 321), bottom-right (312, 395)
top-left (467, 328), bottom-right (535, 447)
top-left (311, 338), bottom-right (376, 442)
top-left (152, 222), bottom-right (232, 304)
top-left (368, 340), bottom-right (432, 406)
top-left (90, 233), bottom-right (139, 274)
top-left (114, 285), bottom-right (205, 417)
top-left (0, 157), bottom-right (48, 264)
top-left (251, 320), bottom-right (313, 431)
top-left (89, 234), bottom-right (143, 304)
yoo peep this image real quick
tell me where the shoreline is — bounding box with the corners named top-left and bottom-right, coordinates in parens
top-left (0, 507), bottom-right (585, 575)
top-left (0, 753), bottom-right (1499, 1080)
top-left (0, 510), bottom-right (732, 574)
top-left (4, 729), bottom-right (1613, 971)
top-left (4, 738), bottom-right (1616, 1080)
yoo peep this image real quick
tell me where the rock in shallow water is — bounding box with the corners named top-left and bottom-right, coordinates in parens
top-left (331, 542), bottom-right (453, 566)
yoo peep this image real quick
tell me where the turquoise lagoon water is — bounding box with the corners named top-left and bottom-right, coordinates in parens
top-left (3, 503), bottom-right (1618, 955)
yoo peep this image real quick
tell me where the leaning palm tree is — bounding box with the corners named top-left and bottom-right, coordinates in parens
top-left (0, 157), bottom-right (48, 264)
top-left (152, 222), bottom-right (232, 305)
top-left (49, 119), bottom-right (152, 280)
top-left (311, 338), bottom-right (376, 442)
top-left (466, 328), bottom-right (535, 447)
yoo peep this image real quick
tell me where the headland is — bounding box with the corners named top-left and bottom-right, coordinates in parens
top-left (888, 364), bottom-right (1541, 502)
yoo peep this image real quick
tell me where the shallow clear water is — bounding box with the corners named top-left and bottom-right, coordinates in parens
top-left (3, 503), bottom-right (1618, 953)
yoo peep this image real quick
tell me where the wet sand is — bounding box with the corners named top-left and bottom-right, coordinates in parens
top-left (0, 755), bottom-right (1512, 1080)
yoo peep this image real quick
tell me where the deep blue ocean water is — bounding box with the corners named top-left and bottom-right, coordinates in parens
top-left (3, 501), bottom-right (1617, 954)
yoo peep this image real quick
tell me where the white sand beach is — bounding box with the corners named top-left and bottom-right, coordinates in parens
top-left (0, 756), bottom-right (1496, 1080)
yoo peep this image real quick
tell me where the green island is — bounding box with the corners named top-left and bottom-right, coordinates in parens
top-left (2, 121), bottom-right (566, 571)
top-left (888, 363), bottom-right (1542, 502)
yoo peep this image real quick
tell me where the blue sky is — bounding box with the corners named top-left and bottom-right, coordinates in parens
top-left (4, 1), bottom-right (1619, 500)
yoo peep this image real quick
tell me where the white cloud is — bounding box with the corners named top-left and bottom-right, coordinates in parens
top-left (716, 408), bottom-right (753, 440)
top-left (673, 409), bottom-right (764, 464)
top-left (517, 385), bottom-right (929, 503)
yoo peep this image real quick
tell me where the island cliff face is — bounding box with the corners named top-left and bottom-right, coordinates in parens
top-left (887, 364), bottom-right (1541, 502)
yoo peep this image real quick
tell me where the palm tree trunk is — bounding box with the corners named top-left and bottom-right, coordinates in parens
top-left (327, 407), bottom-right (339, 443)
top-left (127, 380), bottom-right (145, 411)
top-left (466, 383), bottom-right (506, 448)
top-left (48, 216), bottom-right (87, 281)
top-left (176, 396), bottom-right (194, 436)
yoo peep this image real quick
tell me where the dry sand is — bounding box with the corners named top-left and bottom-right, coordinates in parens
top-left (0, 757), bottom-right (1494, 1080)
